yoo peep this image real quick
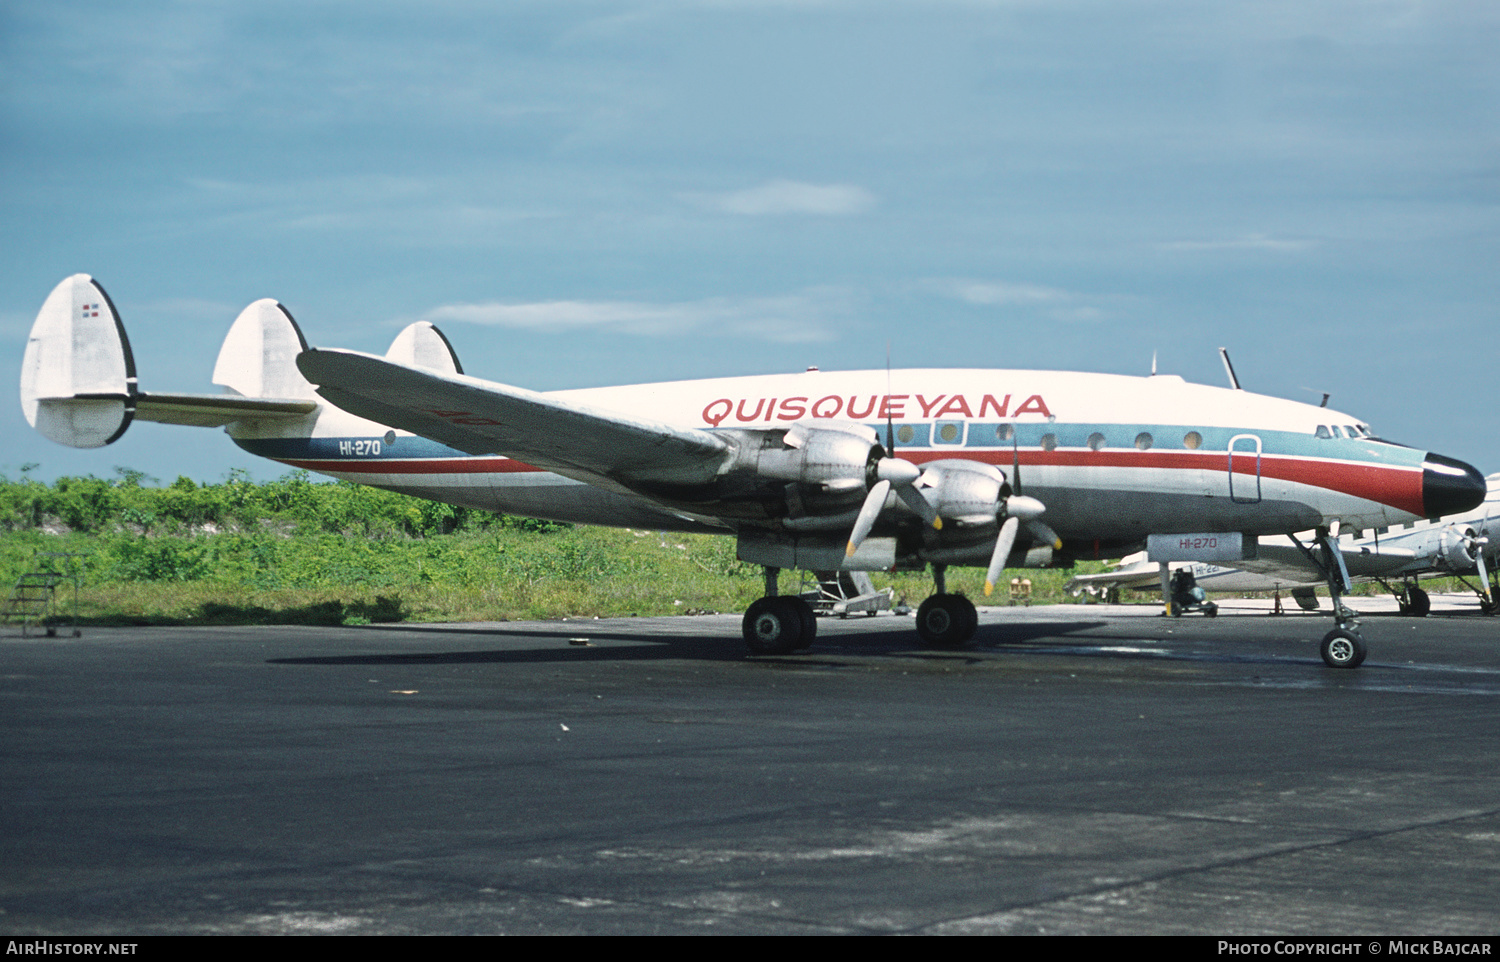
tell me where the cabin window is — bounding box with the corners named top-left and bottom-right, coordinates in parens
top-left (1315, 425), bottom-right (1332, 439)
top-left (1087, 432), bottom-right (1106, 451)
top-left (1135, 432), bottom-right (1153, 450)
top-left (896, 425), bottom-right (916, 444)
top-left (1040, 433), bottom-right (1058, 451)
top-left (1183, 431), bottom-right (1202, 450)
top-left (934, 421), bottom-right (963, 445)
top-left (995, 423), bottom-right (1015, 441)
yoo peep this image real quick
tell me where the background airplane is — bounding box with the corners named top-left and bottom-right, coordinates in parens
top-left (1066, 474), bottom-right (1500, 617)
top-left (21, 274), bottom-right (1489, 668)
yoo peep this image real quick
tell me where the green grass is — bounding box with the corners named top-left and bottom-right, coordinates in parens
top-left (4, 468), bottom-right (1444, 628)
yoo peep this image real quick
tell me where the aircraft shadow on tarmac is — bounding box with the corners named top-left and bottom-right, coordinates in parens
top-left (267, 617), bottom-right (1129, 668)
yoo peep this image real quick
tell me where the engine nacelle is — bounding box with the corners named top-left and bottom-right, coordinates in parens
top-left (719, 421), bottom-right (880, 520)
top-left (1437, 524), bottom-right (1480, 571)
top-left (913, 459), bottom-right (1006, 527)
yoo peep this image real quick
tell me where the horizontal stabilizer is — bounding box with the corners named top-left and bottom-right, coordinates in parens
top-left (21, 278), bottom-right (323, 448)
top-left (134, 393), bottom-right (318, 428)
top-left (297, 348), bottom-right (732, 490)
top-left (21, 274), bottom-right (136, 448)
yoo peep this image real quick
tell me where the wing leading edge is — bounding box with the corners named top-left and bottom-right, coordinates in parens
top-left (295, 348), bottom-right (734, 494)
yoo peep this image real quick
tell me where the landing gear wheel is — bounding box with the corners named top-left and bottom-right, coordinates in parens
top-left (1320, 628), bottom-right (1367, 669)
top-left (1404, 586), bottom-right (1430, 617)
top-left (1205, 603), bottom-right (1218, 618)
top-left (956, 594), bottom-right (978, 641)
top-left (743, 597), bottom-right (806, 655)
top-left (916, 594), bottom-right (976, 648)
top-left (787, 596), bottom-right (817, 650)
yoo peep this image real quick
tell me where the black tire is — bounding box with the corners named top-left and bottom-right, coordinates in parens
top-left (956, 594), bottom-right (978, 641)
top-left (916, 594), bottom-right (971, 648)
top-left (1406, 586), bottom-right (1430, 617)
top-left (1320, 628), bottom-right (1367, 669)
top-left (743, 597), bottom-right (804, 655)
top-left (787, 596), bottom-right (818, 649)
top-left (1205, 603), bottom-right (1218, 618)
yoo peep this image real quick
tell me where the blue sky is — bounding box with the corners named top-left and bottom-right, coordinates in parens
top-left (4, 0), bottom-right (1497, 484)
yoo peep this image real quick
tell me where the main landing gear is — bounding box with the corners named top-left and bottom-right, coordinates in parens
top-left (741, 563), bottom-right (979, 655)
top-left (741, 566), bottom-right (817, 655)
top-left (914, 564), bottom-right (978, 649)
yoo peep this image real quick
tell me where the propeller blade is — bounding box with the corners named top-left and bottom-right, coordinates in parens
top-left (846, 479), bottom-right (891, 556)
top-left (984, 516), bottom-right (1022, 596)
top-left (1476, 549), bottom-right (1492, 608)
top-left (1025, 518), bottom-right (1063, 551)
top-left (894, 480), bottom-right (942, 529)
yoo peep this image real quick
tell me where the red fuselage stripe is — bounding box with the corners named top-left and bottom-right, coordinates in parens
top-left (276, 449), bottom-right (1425, 515)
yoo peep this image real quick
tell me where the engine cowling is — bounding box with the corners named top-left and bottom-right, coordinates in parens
top-left (910, 460), bottom-right (1007, 527)
top-left (716, 421), bottom-right (882, 523)
top-left (1437, 524), bottom-right (1480, 571)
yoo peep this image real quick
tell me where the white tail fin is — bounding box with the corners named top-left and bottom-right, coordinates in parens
top-left (385, 321), bottom-right (463, 375)
top-left (20, 277), bottom-right (319, 446)
top-left (213, 299), bottom-right (316, 399)
top-left (20, 274), bottom-right (136, 448)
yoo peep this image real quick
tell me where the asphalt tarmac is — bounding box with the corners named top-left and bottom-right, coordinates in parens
top-left (3, 598), bottom-right (1499, 935)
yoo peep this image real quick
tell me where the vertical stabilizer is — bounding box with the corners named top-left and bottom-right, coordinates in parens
top-left (212, 299), bottom-right (315, 399)
top-left (385, 321), bottom-right (464, 375)
top-left (20, 274), bottom-right (136, 448)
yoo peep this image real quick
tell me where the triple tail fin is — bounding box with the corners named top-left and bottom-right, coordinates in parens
top-left (20, 275), bottom-right (318, 449)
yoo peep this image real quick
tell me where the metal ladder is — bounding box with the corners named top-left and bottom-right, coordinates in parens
top-left (3, 553), bottom-right (84, 637)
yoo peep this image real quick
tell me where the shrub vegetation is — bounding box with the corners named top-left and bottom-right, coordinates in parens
top-left (2, 466), bottom-right (1408, 628)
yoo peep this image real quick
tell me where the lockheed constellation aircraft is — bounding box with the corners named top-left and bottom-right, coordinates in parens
top-left (1066, 474), bottom-right (1500, 617)
top-left (21, 275), bottom-right (1488, 668)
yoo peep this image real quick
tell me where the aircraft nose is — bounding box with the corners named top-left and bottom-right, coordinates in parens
top-left (1422, 453), bottom-right (1487, 518)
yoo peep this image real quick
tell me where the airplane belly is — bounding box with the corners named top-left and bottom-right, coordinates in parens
top-left (1028, 465), bottom-right (1322, 539)
top-left (234, 438), bottom-right (728, 532)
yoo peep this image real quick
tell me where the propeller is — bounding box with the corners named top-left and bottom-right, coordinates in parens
top-left (982, 432), bottom-right (1061, 596)
top-left (846, 363), bottom-right (939, 557)
top-left (1462, 519), bottom-right (1493, 607)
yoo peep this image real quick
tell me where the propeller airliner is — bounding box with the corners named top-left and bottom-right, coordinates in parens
top-left (1067, 474), bottom-right (1500, 617)
top-left (21, 275), bottom-right (1488, 668)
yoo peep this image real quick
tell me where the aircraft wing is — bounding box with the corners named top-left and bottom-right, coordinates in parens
top-left (1237, 540), bottom-right (1420, 581)
top-left (296, 348), bottom-right (734, 493)
top-left (1065, 564), bottom-right (1164, 594)
top-left (1068, 537), bottom-right (1424, 598)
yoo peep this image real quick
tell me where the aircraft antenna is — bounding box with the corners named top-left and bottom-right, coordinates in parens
top-left (1218, 347), bottom-right (1242, 390)
top-left (885, 341), bottom-right (895, 455)
top-left (1151, 351), bottom-right (1157, 376)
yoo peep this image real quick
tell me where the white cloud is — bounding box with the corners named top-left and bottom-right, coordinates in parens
top-left (687, 180), bottom-right (876, 216)
top-left (930, 278), bottom-right (1119, 323)
top-left (1157, 234), bottom-right (1318, 253)
top-left (425, 290), bottom-right (847, 343)
top-left (948, 281), bottom-right (1073, 306)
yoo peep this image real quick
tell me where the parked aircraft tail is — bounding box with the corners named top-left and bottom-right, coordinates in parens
top-left (21, 274), bottom-right (319, 448)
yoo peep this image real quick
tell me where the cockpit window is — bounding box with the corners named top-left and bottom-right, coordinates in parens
top-left (1344, 425), bottom-right (1359, 438)
top-left (1315, 425), bottom-right (1332, 439)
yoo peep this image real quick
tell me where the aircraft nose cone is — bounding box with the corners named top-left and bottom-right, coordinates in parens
top-left (1422, 453), bottom-right (1487, 518)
